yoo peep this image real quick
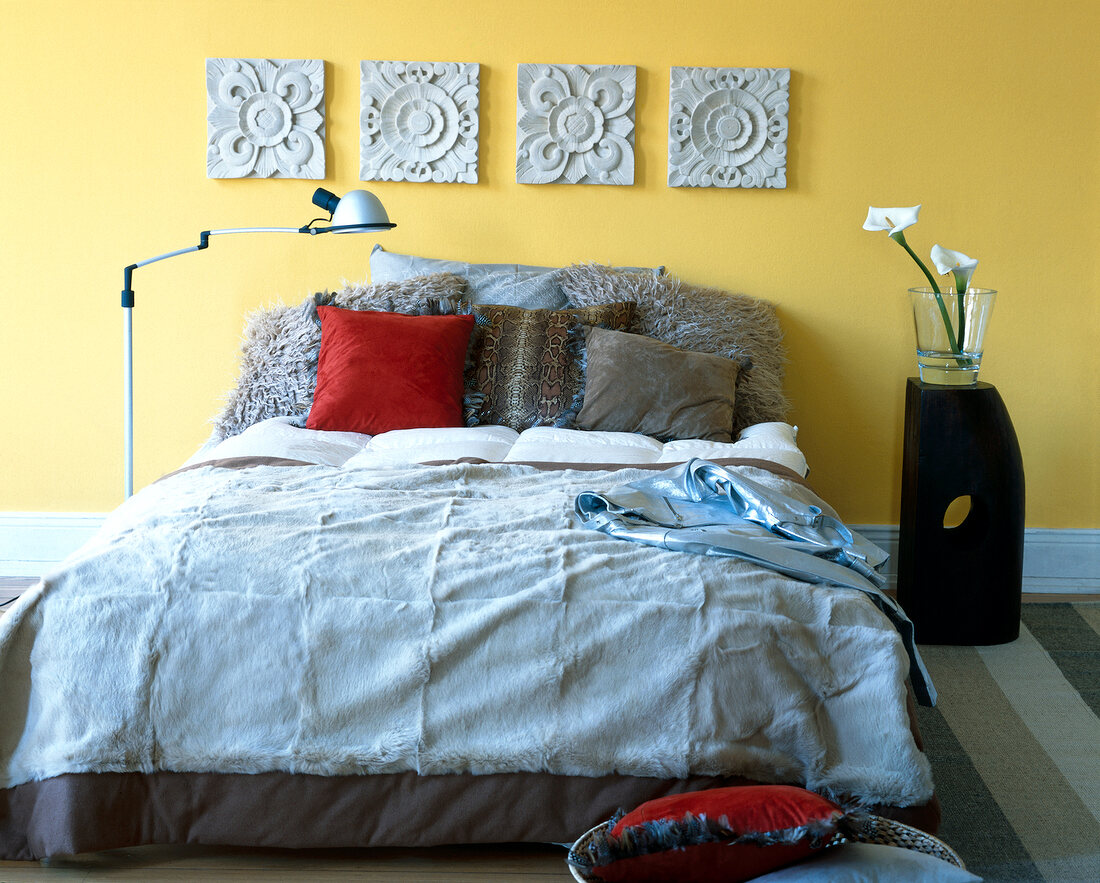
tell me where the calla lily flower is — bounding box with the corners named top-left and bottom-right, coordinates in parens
top-left (930, 244), bottom-right (980, 349)
top-left (864, 204), bottom-right (975, 362)
top-left (931, 244), bottom-right (979, 293)
top-left (863, 205), bottom-right (922, 236)
top-left (864, 204), bottom-right (940, 293)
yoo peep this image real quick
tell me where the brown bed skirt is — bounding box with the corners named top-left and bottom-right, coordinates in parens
top-left (0, 768), bottom-right (939, 861)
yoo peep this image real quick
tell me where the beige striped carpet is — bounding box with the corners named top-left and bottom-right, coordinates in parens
top-left (914, 602), bottom-right (1100, 882)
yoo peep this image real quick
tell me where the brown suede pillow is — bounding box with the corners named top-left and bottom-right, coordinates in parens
top-left (559, 264), bottom-right (787, 436)
top-left (577, 326), bottom-right (740, 442)
top-left (467, 302), bottom-right (636, 430)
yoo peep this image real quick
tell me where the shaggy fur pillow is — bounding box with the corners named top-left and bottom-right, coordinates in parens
top-left (558, 264), bottom-right (789, 436)
top-left (211, 272), bottom-right (468, 441)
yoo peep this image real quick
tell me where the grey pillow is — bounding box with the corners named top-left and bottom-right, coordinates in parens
top-left (577, 327), bottom-right (740, 442)
top-left (370, 245), bottom-right (664, 310)
top-left (211, 272), bottom-right (468, 441)
top-left (559, 264), bottom-right (788, 435)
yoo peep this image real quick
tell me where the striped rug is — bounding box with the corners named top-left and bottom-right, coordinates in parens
top-left (914, 602), bottom-right (1100, 882)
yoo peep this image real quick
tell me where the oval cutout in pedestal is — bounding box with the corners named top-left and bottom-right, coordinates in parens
top-left (943, 495), bottom-right (972, 529)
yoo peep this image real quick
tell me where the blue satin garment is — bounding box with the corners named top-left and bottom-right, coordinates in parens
top-left (574, 459), bottom-right (936, 706)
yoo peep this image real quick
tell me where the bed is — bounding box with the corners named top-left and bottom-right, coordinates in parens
top-left (0, 255), bottom-right (938, 861)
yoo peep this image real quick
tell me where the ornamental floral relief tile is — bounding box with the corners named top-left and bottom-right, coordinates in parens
top-left (360, 61), bottom-right (479, 184)
top-left (668, 67), bottom-right (789, 189)
top-left (516, 63), bottom-right (635, 186)
top-left (206, 58), bottom-right (325, 179)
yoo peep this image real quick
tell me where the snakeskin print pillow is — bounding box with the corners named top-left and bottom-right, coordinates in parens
top-left (466, 302), bottom-right (636, 430)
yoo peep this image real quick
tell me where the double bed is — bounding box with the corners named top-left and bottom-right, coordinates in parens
top-left (0, 255), bottom-right (937, 861)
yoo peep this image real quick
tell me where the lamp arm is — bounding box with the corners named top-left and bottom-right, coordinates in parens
top-left (120, 226), bottom-right (301, 498)
top-left (119, 188), bottom-right (394, 499)
top-left (122, 228), bottom-right (304, 307)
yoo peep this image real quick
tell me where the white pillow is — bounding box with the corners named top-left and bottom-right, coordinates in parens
top-left (660, 422), bottom-right (808, 476)
top-left (737, 421), bottom-right (801, 447)
top-left (753, 842), bottom-right (980, 882)
top-left (183, 417), bottom-right (371, 467)
top-left (505, 427), bottom-right (663, 464)
top-left (343, 426), bottom-right (519, 468)
top-left (183, 419), bottom-right (809, 475)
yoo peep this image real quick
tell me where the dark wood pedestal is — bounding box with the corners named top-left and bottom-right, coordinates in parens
top-left (896, 378), bottom-right (1025, 645)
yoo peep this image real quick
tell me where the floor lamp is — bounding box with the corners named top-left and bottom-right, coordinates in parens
top-left (121, 188), bottom-right (395, 499)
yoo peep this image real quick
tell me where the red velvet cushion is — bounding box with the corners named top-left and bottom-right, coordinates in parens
top-left (583, 785), bottom-right (843, 883)
top-left (306, 307), bottom-right (474, 435)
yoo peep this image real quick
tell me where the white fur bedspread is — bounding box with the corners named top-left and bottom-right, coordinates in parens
top-left (0, 461), bottom-right (931, 806)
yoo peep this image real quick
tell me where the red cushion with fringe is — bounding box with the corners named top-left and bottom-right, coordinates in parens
top-left (579, 785), bottom-right (844, 883)
top-left (307, 307), bottom-right (474, 435)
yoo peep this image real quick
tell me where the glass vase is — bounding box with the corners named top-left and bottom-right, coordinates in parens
top-left (908, 287), bottom-right (997, 385)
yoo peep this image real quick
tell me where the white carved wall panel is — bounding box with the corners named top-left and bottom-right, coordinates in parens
top-left (516, 63), bottom-right (636, 185)
top-left (360, 61), bottom-right (480, 184)
top-left (668, 67), bottom-right (789, 189)
top-left (206, 58), bottom-right (325, 179)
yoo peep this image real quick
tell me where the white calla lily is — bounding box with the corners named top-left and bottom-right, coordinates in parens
top-left (863, 205), bottom-right (922, 235)
top-left (864, 204), bottom-right (979, 363)
top-left (930, 244), bottom-right (979, 292)
top-left (930, 244), bottom-right (980, 350)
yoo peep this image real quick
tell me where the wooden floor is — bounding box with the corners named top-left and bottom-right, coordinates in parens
top-left (2, 578), bottom-right (1096, 878)
top-left (0, 843), bottom-right (574, 881)
top-left (0, 578), bottom-right (34, 609)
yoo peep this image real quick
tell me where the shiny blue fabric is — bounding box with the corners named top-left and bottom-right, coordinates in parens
top-left (574, 459), bottom-right (935, 705)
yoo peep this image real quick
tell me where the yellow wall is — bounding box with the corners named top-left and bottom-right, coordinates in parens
top-left (2, 0), bottom-right (1097, 526)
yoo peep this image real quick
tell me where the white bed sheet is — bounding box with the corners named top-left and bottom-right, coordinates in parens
top-left (186, 418), bottom-right (809, 477)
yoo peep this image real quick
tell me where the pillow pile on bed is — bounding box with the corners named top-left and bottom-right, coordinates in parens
top-left (210, 249), bottom-right (789, 448)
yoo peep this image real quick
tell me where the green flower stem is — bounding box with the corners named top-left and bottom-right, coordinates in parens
top-left (952, 271), bottom-right (969, 348)
top-left (956, 291), bottom-right (966, 348)
top-left (891, 231), bottom-right (971, 367)
top-left (892, 231), bottom-right (941, 293)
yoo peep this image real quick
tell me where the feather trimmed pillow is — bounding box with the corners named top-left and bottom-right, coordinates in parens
top-left (568, 785), bottom-right (844, 883)
top-left (558, 264), bottom-right (788, 436)
top-left (211, 272), bottom-right (467, 441)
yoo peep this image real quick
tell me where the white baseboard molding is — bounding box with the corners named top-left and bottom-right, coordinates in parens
top-left (1, 514), bottom-right (1097, 593)
top-left (854, 526), bottom-right (1100, 595)
top-left (0, 513), bottom-right (107, 577)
